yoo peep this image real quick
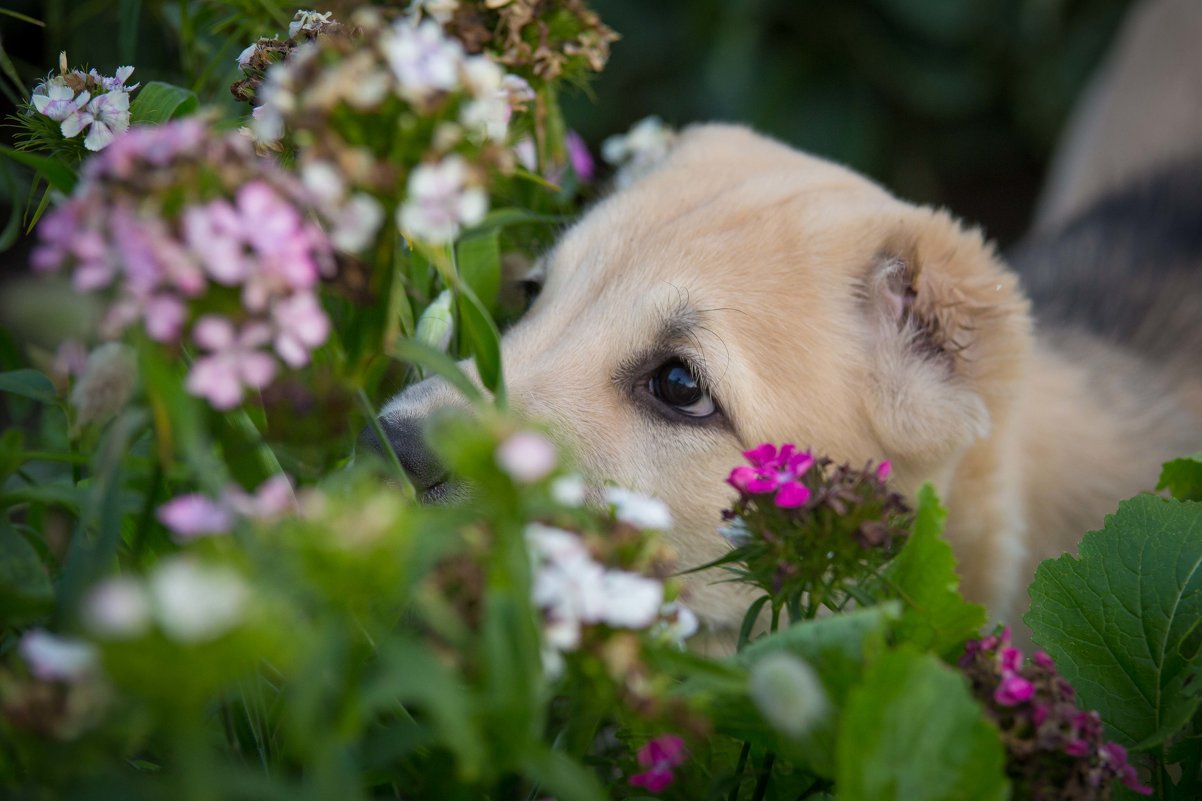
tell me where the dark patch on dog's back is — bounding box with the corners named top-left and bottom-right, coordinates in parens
top-left (1008, 160), bottom-right (1202, 365)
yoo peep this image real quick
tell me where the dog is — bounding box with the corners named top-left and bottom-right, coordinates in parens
top-left (371, 120), bottom-right (1202, 637)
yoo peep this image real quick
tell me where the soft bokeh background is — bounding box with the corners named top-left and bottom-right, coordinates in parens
top-left (1, 0), bottom-right (1134, 251)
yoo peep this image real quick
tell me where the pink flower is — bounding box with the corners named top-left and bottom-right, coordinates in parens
top-left (727, 442), bottom-right (815, 509)
top-left (185, 316), bottom-right (278, 409)
top-left (566, 130), bottom-right (595, 182)
top-left (157, 493), bottom-right (234, 540)
top-left (227, 475), bottom-right (297, 521)
top-left (496, 431), bottom-right (557, 482)
top-left (272, 291), bottom-right (329, 367)
top-left (629, 735), bottom-right (686, 793)
top-left (1032, 650), bottom-right (1055, 669)
top-left (1100, 742), bottom-right (1153, 795)
top-left (994, 673), bottom-right (1035, 706)
top-left (875, 460), bottom-right (892, 481)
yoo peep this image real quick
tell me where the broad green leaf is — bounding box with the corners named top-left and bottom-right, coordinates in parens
top-left (129, 81), bottom-right (199, 125)
top-left (882, 484), bottom-right (986, 656)
top-left (1158, 452), bottom-right (1202, 501)
top-left (0, 519), bottom-right (54, 625)
top-left (733, 604), bottom-right (898, 773)
top-left (457, 228), bottom-right (502, 312)
top-left (837, 647), bottom-right (1009, 801)
top-left (521, 747), bottom-right (608, 801)
top-left (455, 287), bottom-right (504, 402)
top-left (1026, 494), bottom-right (1202, 749)
top-left (0, 368), bottom-right (58, 404)
top-left (0, 146), bottom-right (76, 194)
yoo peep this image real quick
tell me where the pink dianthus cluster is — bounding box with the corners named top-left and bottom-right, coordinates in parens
top-left (32, 120), bottom-right (335, 409)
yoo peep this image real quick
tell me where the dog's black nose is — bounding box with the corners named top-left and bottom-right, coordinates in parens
top-left (359, 415), bottom-right (447, 493)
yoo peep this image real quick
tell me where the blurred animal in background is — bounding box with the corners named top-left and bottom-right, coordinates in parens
top-left (371, 0), bottom-right (1202, 639)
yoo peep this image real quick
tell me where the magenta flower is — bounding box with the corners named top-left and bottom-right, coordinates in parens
top-left (629, 734), bottom-right (686, 793)
top-left (875, 460), bottom-right (892, 481)
top-left (157, 493), bottom-right (234, 540)
top-left (566, 130), bottom-right (595, 182)
top-left (727, 442), bottom-right (815, 508)
top-left (185, 316), bottom-right (277, 409)
top-left (994, 673), bottom-right (1035, 706)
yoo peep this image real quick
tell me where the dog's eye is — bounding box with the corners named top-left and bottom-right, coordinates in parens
top-left (517, 279), bottom-right (542, 310)
top-left (648, 360), bottom-right (716, 418)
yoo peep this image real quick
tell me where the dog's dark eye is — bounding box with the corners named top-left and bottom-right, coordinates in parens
top-left (648, 360), bottom-right (716, 418)
top-left (517, 279), bottom-right (542, 310)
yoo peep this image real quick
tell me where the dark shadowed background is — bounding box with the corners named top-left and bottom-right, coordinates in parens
top-left (1, 0), bottom-right (1134, 256)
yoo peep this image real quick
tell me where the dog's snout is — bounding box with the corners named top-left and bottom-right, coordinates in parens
top-left (359, 415), bottom-right (447, 494)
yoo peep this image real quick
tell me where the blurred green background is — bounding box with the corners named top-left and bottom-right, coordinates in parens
top-left (1, 0), bottom-right (1135, 248)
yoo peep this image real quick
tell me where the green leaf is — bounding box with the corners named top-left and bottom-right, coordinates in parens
top-left (456, 228), bottom-right (502, 312)
top-left (1026, 494), bottom-right (1202, 749)
top-left (837, 646), bottom-right (1009, 801)
top-left (0, 146), bottom-right (76, 194)
top-left (0, 518), bottom-right (54, 625)
top-left (881, 484), bottom-right (986, 656)
top-left (129, 82), bottom-right (199, 125)
top-left (521, 747), bottom-right (608, 801)
top-left (466, 207), bottom-right (568, 233)
top-left (1158, 452), bottom-right (1202, 502)
top-left (0, 368), bottom-right (58, 405)
top-left (390, 338), bottom-right (483, 403)
top-left (455, 287), bottom-right (505, 402)
top-left (0, 427), bottom-right (23, 483)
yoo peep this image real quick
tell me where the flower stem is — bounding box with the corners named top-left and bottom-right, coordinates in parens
top-left (750, 751), bottom-right (775, 801)
top-left (726, 741), bottom-right (751, 801)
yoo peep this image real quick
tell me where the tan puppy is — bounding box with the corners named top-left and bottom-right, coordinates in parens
top-left (378, 124), bottom-right (1202, 634)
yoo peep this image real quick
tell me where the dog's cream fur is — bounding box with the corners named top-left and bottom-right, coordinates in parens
top-left (384, 124), bottom-right (1202, 634)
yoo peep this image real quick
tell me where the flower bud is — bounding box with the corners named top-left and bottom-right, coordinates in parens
top-left (749, 651), bottom-right (828, 738)
top-left (415, 289), bottom-right (455, 353)
top-left (69, 343), bottom-right (136, 433)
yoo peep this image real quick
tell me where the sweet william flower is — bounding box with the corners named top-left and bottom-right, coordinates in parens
top-left (382, 19), bottom-right (464, 105)
top-left (185, 316), bottom-right (277, 409)
top-left (157, 493), bottom-right (234, 540)
top-left (19, 630), bottom-right (99, 682)
top-left (604, 487), bottom-right (673, 530)
top-left (271, 291), bottom-right (329, 368)
top-left (31, 77), bottom-right (89, 122)
top-left (398, 156), bottom-right (487, 244)
top-left (629, 735), bottom-right (686, 793)
top-left (728, 443), bottom-right (815, 508)
top-left (83, 577), bottom-right (151, 639)
top-left (148, 558), bottom-right (249, 643)
top-left (289, 9), bottom-right (334, 39)
top-left (496, 431), bottom-right (557, 482)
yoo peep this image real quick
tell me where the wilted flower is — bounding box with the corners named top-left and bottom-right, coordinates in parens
top-left (629, 734), bottom-right (687, 793)
top-left (604, 487), bottom-right (673, 530)
top-left (749, 651), bottom-right (828, 738)
top-left (289, 9), bottom-right (334, 39)
top-left (960, 627), bottom-right (1153, 799)
top-left (496, 430), bottom-right (557, 482)
top-left (148, 558), bottom-right (250, 643)
top-left (19, 630), bottom-right (99, 682)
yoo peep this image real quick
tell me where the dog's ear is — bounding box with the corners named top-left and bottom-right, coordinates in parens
top-left (862, 208), bottom-right (1032, 467)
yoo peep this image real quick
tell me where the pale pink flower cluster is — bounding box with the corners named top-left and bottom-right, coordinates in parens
top-left (157, 475), bottom-right (297, 541)
top-left (526, 523), bottom-right (690, 676)
top-left (399, 155), bottom-right (487, 244)
top-left (19, 630), bottom-right (99, 682)
top-left (31, 121), bottom-right (336, 410)
top-left (30, 55), bottom-right (137, 151)
top-left (495, 430), bottom-right (557, 482)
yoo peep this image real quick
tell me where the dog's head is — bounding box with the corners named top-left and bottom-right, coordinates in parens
top-left (377, 124), bottom-right (1032, 625)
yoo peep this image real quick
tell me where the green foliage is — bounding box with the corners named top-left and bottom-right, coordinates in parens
top-left (1157, 452), bottom-right (1202, 502)
top-left (1027, 495), bottom-right (1202, 752)
top-left (837, 646), bottom-right (1009, 801)
top-left (128, 81), bottom-right (199, 125)
top-left (881, 484), bottom-right (987, 657)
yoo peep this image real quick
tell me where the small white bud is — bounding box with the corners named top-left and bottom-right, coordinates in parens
top-left (749, 652), bottom-right (828, 739)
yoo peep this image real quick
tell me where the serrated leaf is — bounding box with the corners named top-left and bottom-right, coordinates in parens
top-left (0, 519), bottom-right (54, 625)
top-left (1026, 494), bottom-right (1202, 749)
top-left (837, 646), bottom-right (1009, 801)
top-left (0, 368), bottom-right (58, 404)
top-left (882, 484), bottom-right (986, 656)
top-left (1158, 452), bottom-right (1202, 502)
top-left (129, 81), bottom-right (199, 125)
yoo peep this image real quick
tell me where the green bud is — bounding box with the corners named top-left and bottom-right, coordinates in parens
top-left (416, 289), bottom-right (455, 353)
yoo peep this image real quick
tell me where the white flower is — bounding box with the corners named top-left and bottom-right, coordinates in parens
top-left (398, 156), bottom-right (487, 244)
top-left (289, 9), bottom-right (333, 39)
top-left (252, 61), bottom-right (299, 143)
top-left (526, 522), bottom-right (591, 564)
top-left (415, 288), bottom-right (455, 352)
top-left (148, 558), bottom-right (250, 643)
top-left (83, 577), bottom-right (151, 639)
top-left (550, 473), bottom-right (587, 507)
top-left (329, 193), bottom-right (384, 253)
top-left (496, 431), bottom-right (557, 482)
top-left (655, 601), bottom-right (700, 646)
top-left (62, 90), bottom-right (131, 151)
top-left (748, 652), bottom-right (829, 739)
top-left (596, 570), bottom-right (664, 628)
top-left (601, 116), bottom-right (677, 189)
top-left (31, 76), bottom-right (89, 122)
top-left (382, 19), bottom-right (464, 105)
top-left (301, 160), bottom-right (346, 206)
top-left (604, 487), bottom-right (674, 530)
top-left (70, 342), bottom-right (137, 431)
top-left (237, 42), bottom-right (258, 68)
top-left (19, 630), bottom-right (99, 681)
top-left (459, 58), bottom-right (514, 141)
